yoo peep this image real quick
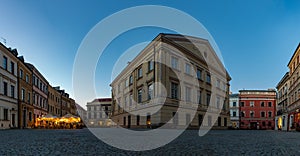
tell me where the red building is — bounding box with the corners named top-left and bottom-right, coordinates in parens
top-left (239, 90), bottom-right (276, 130)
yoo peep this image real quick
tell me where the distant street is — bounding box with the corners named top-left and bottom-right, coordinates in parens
top-left (1, 128), bottom-right (300, 155)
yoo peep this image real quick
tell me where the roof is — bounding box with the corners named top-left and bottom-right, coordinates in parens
top-left (288, 43), bottom-right (300, 66)
top-left (230, 93), bottom-right (239, 98)
top-left (239, 89), bottom-right (276, 93)
top-left (91, 98), bottom-right (112, 103)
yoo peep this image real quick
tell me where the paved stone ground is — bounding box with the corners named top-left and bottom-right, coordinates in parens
top-left (1, 128), bottom-right (300, 155)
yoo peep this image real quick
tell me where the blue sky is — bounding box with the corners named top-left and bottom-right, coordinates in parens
top-left (1, 1), bottom-right (300, 108)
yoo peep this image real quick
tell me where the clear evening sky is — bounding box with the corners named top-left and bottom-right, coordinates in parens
top-left (1, 1), bottom-right (300, 108)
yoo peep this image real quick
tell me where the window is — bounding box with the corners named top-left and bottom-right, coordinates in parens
top-left (261, 102), bottom-right (265, 107)
top-left (206, 73), bottom-right (211, 83)
top-left (10, 61), bottom-right (14, 74)
top-left (197, 90), bottom-right (202, 104)
top-left (138, 67), bottom-right (143, 78)
top-left (216, 79), bottom-right (221, 88)
top-left (250, 101), bottom-right (254, 107)
top-left (241, 111), bottom-right (245, 117)
top-left (268, 111), bottom-right (272, 118)
top-left (148, 60), bottom-right (154, 71)
top-left (206, 93), bottom-right (211, 106)
top-left (261, 111), bottom-right (265, 117)
top-left (240, 102), bottom-right (244, 107)
top-left (138, 89), bottom-right (142, 103)
top-left (268, 121), bottom-right (272, 127)
top-left (216, 97), bottom-right (221, 108)
top-left (3, 82), bottom-right (7, 96)
top-left (3, 56), bottom-right (7, 70)
top-left (28, 92), bottom-right (31, 103)
top-left (185, 87), bottom-right (191, 102)
top-left (171, 82), bottom-right (179, 99)
top-left (4, 109), bottom-right (8, 120)
top-left (197, 69), bottom-right (202, 80)
top-left (148, 84), bottom-right (153, 100)
top-left (250, 111), bottom-right (254, 118)
top-left (268, 102), bottom-right (272, 107)
top-left (262, 121), bottom-right (266, 126)
top-left (233, 111), bottom-right (236, 117)
top-left (129, 94), bottom-right (133, 106)
top-left (26, 74), bottom-right (29, 83)
top-left (171, 56), bottom-right (178, 69)
top-left (185, 63), bottom-right (191, 75)
top-left (129, 75), bottom-right (133, 85)
top-left (20, 69), bottom-right (23, 79)
top-left (233, 102), bottom-right (236, 107)
top-left (10, 85), bottom-right (14, 98)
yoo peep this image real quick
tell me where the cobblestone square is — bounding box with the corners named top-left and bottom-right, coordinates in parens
top-left (1, 128), bottom-right (300, 155)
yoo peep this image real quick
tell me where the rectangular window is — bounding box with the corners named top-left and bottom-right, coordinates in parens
top-left (10, 85), bottom-right (14, 98)
top-left (138, 89), bottom-right (142, 103)
top-left (250, 111), bottom-right (254, 118)
top-left (206, 93), bottom-right (211, 106)
top-left (26, 74), bottom-right (29, 83)
top-left (197, 90), bottom-right (201, 104)
top-left (233, 111), bottom-right (236, 117)
top-left (171, 82), bottom-right (178, 99)
top-left (4, 109), bottom-right (8, 120)
top-left (206, 73), bottom-right (211, 83)
top-left (261, 111), bottom-right (265, 117)
top-left (148, 60), bottom-right (154, 71)
top-left (129, 75), bottom-right (133, 85)
top-left (21, 89), bottom-right (25, 101)
top-left (20, 69), bottom-right (23, 79)
top-left (261, 102), bottom-right (265, 107)
top-left (240, 102), bottom-right (245, 107)
top-left (185, 87), bottom-right (191, 102)
top-left (10, 61), bottom-right (14, 74)
top-left (268, 102), bottom-right (272, 107)
top-left (3, 82), bottom-right (7, 96)
top-left (171, 56), bottom-right (178, 69)
top-left (138, 67), bottom-right (143, 78)
top-left (3, 56), bottom-right (7, 70)
top-left (241, 111), bottom-right (245, 117)
top-left (129, 94), bottom-right (133, 106)
top-left (185, 63), bottom-right (191, 75)
top-left (268, 111), bottom-right (272, 118)
top-left (148, 84), bottom-right (153, 100)
top-left (233, 102), bottom-right (236, 107)
top-left (224, 118), bottom-right (227, 127)
top-left (197, 69), bottom-right (202, 80)
top-left (250, 101), bottom-right (254, 107)
top-left (28, 92), bottom-right (30, 103)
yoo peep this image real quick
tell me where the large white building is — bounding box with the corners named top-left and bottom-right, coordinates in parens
top-left (0, 43), bottom-right (18, 129)
top-left (229, 93), bottom-right (239, 129)
top-left (86, 98), bottom-right (112, 127)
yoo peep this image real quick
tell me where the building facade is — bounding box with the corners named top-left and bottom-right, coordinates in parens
top-left (110, 33), bottom-right (231, 129)
top-left (17, 56), bottom-right (33, 128)
top-left (86, 98), bottom-right (112, 127)
top-left (0, 43), bottom-right (18, 129)
top-left (48, 85), bottom-right (62, 117)
top-left (275, 72), bottom-right (289, 131)
top-left (26, 63), bottom-right (49, 122)
top-left (287, 43), bottom-right (300, 131)
top-left (239, 90), bottom-right (276, 130)
top-left (229, 93), bottom-right (239, 129)
top-left (76, 103), bottom-right (87, 122)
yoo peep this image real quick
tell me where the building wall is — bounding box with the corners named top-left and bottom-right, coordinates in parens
top-left (86, 98), bottom-right (112, 127)
top-left (111, 34), bottom-right (231, 129)
top-left (0, 44), bottom-right (18, 129)
top-left (239, 90), bottom-right (276, 130)
top-left (17, 59), bottom-right (33, 128)
top-left (48, 85), bottom-right (61, 117)
top-left (229, 94), bottom-right (239, 128)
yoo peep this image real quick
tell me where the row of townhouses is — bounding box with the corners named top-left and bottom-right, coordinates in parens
top-left (229, 90), bottom-right (277, 130)
top-left (275, 43), bottom-right (300, 131)
top-left (0, 42), bottom-right (77, 129)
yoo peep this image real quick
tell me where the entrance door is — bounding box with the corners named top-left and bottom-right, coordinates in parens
top-left (250, 122), bottom-right (257, 130)
top-left (12, 114), bottom-right (15, 128)
top-left (127, 115), bottom-right (131, 128)
top-left (198, 114), bottom-right (203, 126)
top-left (23, 110), bottom-right (26, 128)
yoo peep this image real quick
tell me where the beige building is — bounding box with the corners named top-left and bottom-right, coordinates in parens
top-left (275, 72), bottom-right (289, 131)
top-left (110, 33), bottom-right (231, 129)
top-left (86, 98), bottom-right (112, 127)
